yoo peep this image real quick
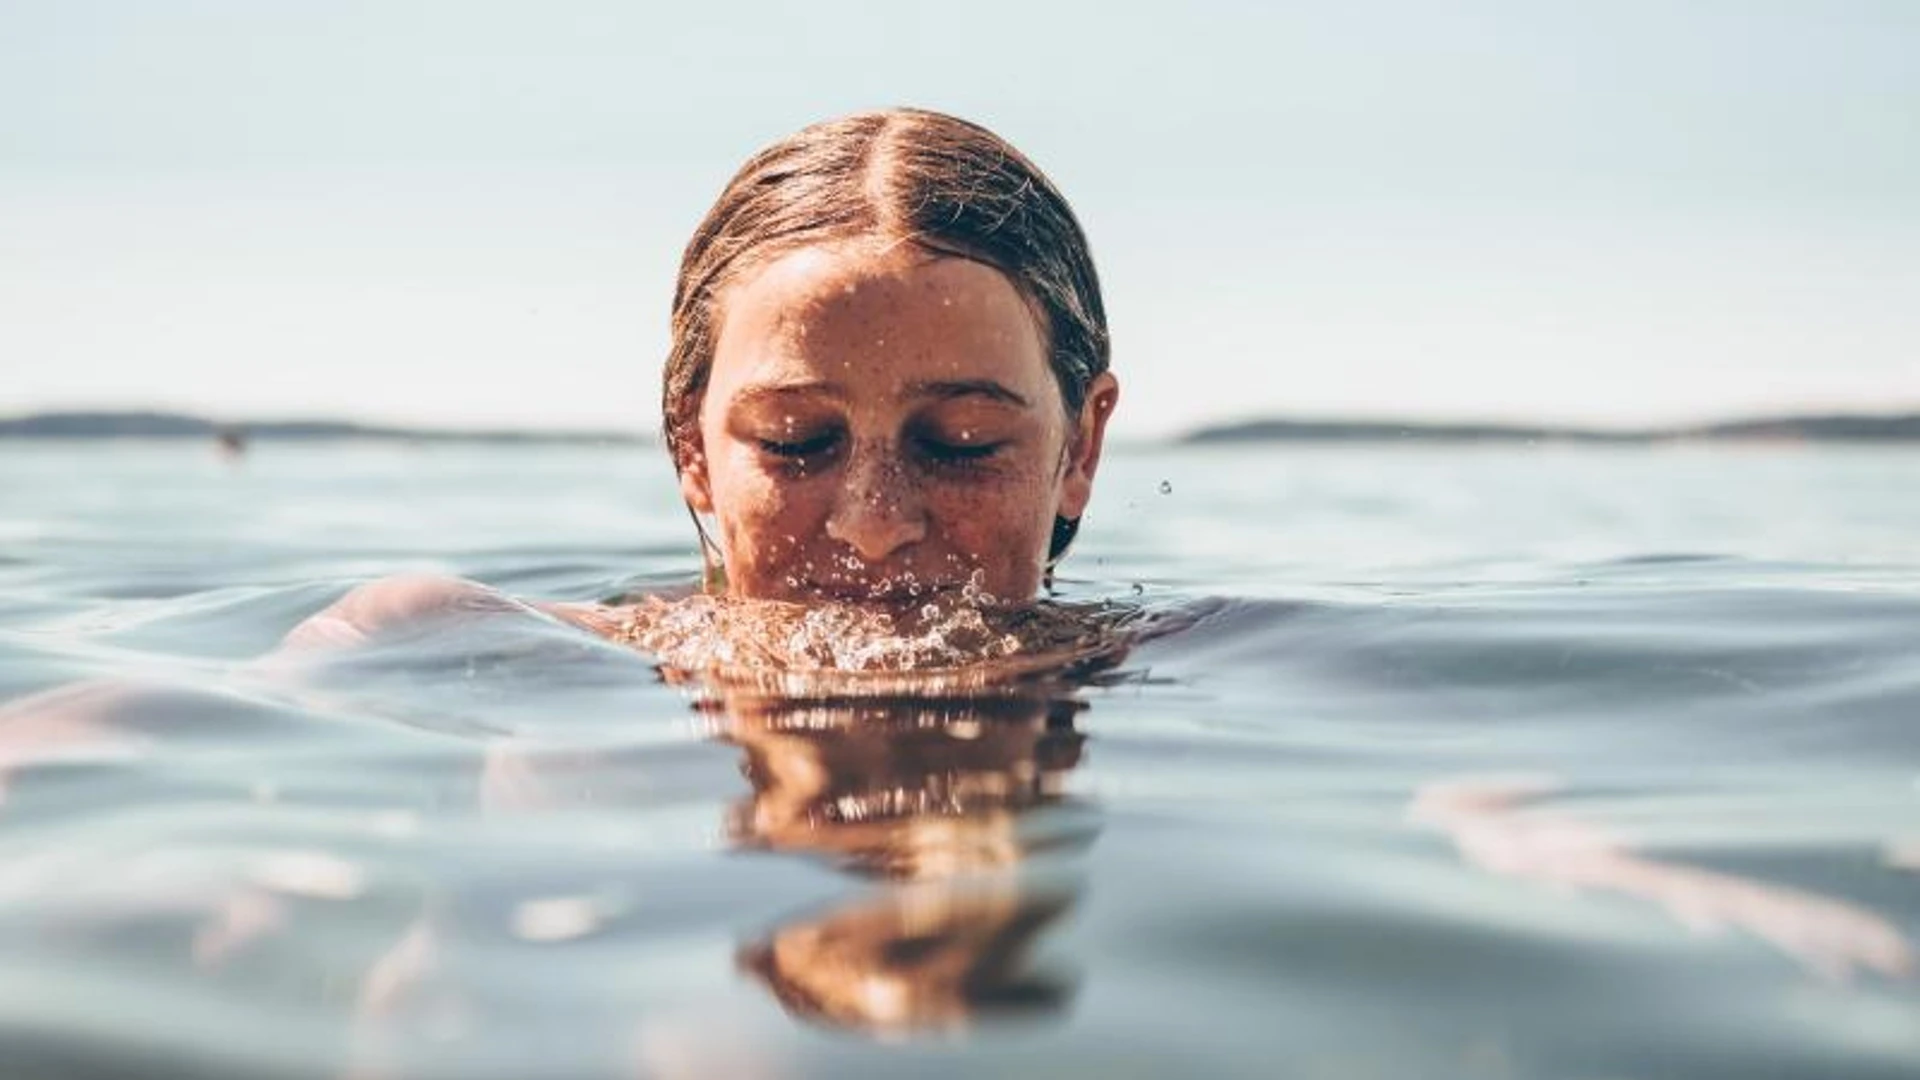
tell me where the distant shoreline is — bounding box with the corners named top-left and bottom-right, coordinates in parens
top-left (3, 409), bottom-right (1919, 446)
top-left (1179, 413), bottom-right (1920, 445)
top-left (0, 412), bottom-right (648, 445)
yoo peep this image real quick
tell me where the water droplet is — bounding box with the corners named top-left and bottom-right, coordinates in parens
top-left (1158, 480), bottom-right (1173, 495)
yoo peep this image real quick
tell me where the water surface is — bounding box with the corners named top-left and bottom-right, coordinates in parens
top-left (1, 441), bottom-right (1916, 1078)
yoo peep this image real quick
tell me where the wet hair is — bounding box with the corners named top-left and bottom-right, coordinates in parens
top-left (663, 108), bottom-right (1111, 562)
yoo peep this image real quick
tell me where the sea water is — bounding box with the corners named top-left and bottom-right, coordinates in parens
top-left (0, 440), bottom-right (1916, 1079)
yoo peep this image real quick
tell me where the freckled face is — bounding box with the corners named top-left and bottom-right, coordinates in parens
top-left (682, 244), bottom-right (1113, 605)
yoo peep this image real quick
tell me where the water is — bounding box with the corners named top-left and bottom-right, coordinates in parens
top-left (1, 440), bottom-right (1917, 1079)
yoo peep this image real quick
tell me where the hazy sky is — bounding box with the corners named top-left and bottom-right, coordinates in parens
top-left (3, 0), bottom-right (1915, 437)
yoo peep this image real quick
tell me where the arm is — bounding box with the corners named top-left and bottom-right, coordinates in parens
top-left (1411, 776), bottom-right (1914, 982)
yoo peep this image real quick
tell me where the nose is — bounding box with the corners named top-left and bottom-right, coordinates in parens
top-left (824, 448), bottom-right (927, 565)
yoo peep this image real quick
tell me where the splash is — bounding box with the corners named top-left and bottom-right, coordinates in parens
top-left (613, 576), bottom-right (1139, 695)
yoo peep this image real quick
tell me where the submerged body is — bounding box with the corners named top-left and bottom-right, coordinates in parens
top-left (278, 572), bottom-right (1138, 690)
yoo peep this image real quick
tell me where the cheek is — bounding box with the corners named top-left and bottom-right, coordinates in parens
top-left (925, 468), bottom-right (1060, 568)
top-left (708, 454), bottom-right (825, 557)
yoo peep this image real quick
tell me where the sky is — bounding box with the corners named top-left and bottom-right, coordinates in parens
top-left (2, 0), bottom-right (1916, 438)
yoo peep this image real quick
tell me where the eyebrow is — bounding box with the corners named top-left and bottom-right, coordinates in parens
top-left (903, 379), bottom-right (1031, 408)
top-left (728, 380), bottom-right (850, 410)
top-left (728, 378), bottom-right (1031, 410)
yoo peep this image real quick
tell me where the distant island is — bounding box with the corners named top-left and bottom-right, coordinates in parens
top-left (3, 409), bottom-right (1919, 446)
top-left (0, 411), bottom-right (647, 445)
top-left (1179, 412), bottom-right (1920, 445)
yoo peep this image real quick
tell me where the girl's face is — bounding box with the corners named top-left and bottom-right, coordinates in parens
top-left (681, 243), bottom-right (1117, 606)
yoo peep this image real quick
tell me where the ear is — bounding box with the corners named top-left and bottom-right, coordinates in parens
top-left (677, 442), bottom-right (715, 514)
top-left (1057, 372), bottom-right (1119, 520)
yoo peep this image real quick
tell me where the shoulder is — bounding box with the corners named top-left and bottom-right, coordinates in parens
top-left (530, 600), bottom-right (628, 639)
top-left (279, 574), bottom-right (524, 651)
top-left (279, 573), bottom-right (634, 653)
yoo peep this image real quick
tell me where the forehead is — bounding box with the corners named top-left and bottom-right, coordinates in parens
top-left (708, 244), bottom-right (1054, 404)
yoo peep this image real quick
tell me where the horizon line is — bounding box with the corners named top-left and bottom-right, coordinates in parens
top-left (6, 406), bottom-right (1920, 445)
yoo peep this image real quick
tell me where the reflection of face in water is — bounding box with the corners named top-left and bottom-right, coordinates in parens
top-left (707, 691), bottom-right (1096, 1036)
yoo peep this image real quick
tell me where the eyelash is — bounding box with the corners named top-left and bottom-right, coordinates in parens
top-left (754, 433), bottom-right (1005, 469)
top-left (757, 433), bottom-right (840, 459)
top-left (918, 438), bottom-right (1003, 466)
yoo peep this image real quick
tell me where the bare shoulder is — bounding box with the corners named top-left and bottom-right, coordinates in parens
top-left (531, 600), bottom-right (628, 640)
top-left (278, 573), bottom-right (629, 653)
top-left (279, 574), bottom-right (524, 651)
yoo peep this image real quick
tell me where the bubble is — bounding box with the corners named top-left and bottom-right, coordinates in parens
top-left (1158, 480), bottom-right (1173, 495)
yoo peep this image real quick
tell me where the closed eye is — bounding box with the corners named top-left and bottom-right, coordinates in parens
top-left (916, 437), bottom-right (1005, 464)
top-left (758, 431), bottom-right (840, 459)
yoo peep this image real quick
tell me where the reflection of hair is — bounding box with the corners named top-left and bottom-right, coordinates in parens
top-left (721, 695), bottom-right (1090, 878)
top-left (664, 108), bottom-right (1110, 562)
top-left (737, 886), bottom-right (1075, 1036)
